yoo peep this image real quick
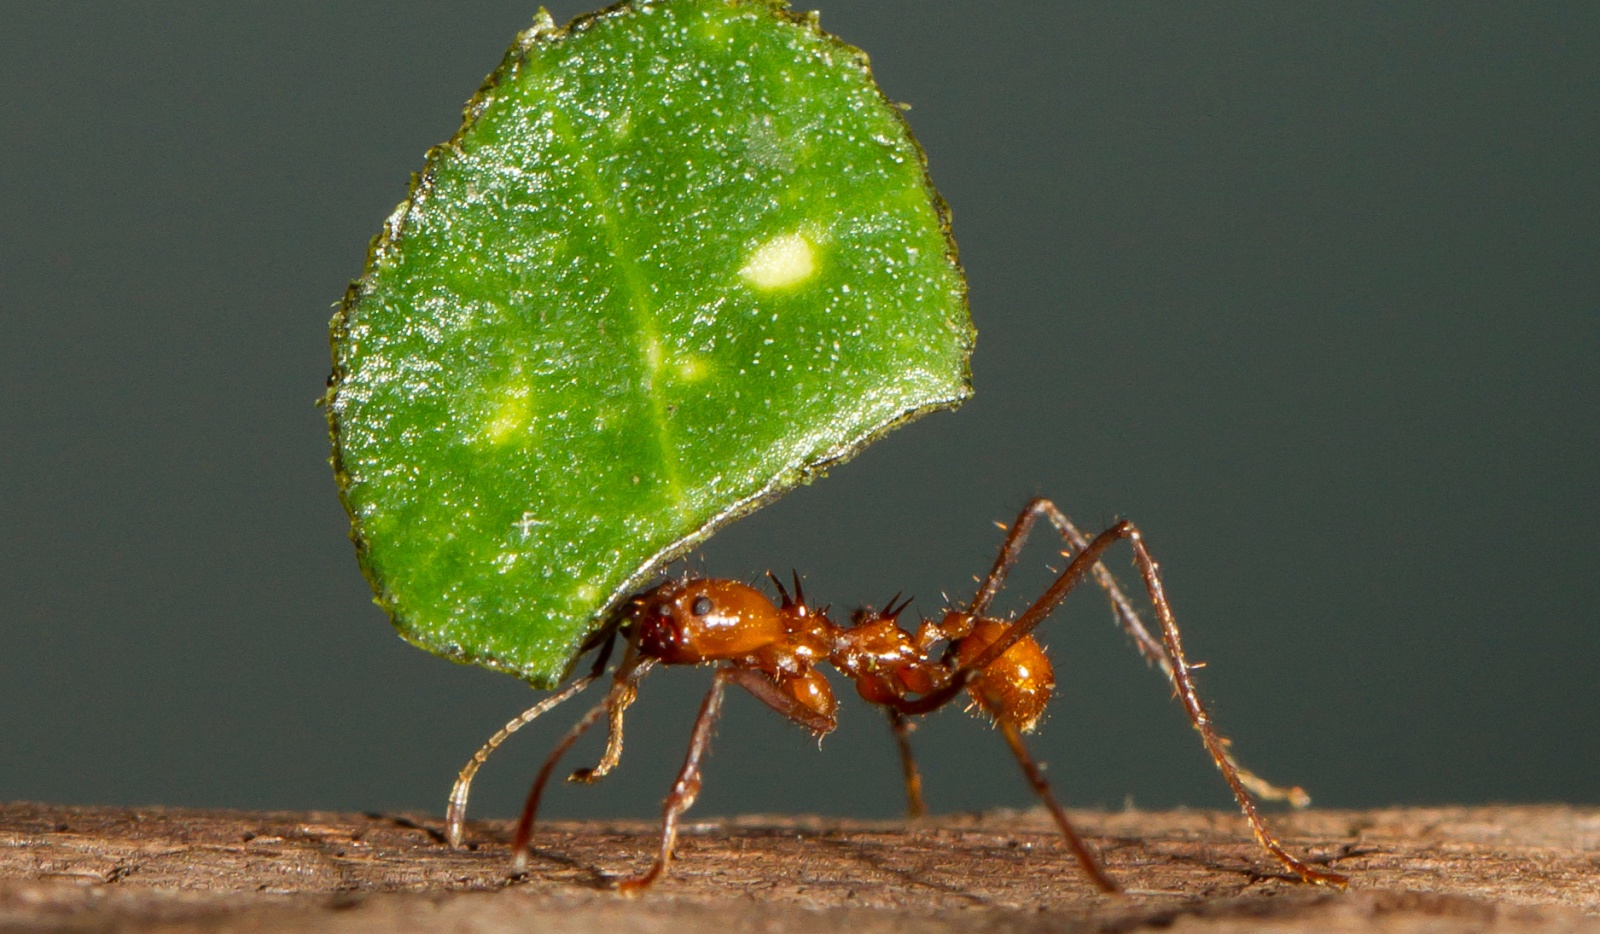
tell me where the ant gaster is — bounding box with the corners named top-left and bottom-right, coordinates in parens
top-left (445, 498), bottom-right (1348, 894)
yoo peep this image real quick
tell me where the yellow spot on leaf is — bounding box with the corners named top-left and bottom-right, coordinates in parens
top-left (485, 382), bottom-right (533, 445)
top-left (676, 356), bottom-right (709, 381)
top-left (740, 231), bottom-right (816, 291)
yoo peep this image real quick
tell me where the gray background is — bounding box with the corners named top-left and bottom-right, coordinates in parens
top-left (2, 2), bottom-right (1596, 828)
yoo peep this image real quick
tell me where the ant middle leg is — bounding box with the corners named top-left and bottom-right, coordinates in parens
top-left (886, 709), bottom-right (927, 818)
top-left (615, 664), bottom-right (836, 894)
top-left (446, 627), bottom-right (621, 846)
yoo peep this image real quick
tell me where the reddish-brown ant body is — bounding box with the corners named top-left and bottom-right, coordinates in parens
top-left (446, 498), bottom-right (1347, 894)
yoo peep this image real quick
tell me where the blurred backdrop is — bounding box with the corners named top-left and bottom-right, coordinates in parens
top-left (2, 3), bottom-right (1596, 825)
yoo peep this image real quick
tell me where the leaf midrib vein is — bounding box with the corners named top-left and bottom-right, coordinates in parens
top-left (536, 56), bottom-right (688, 523)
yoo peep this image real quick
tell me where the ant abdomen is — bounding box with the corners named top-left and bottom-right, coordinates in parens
top-left (955, 620), bottom-right (1055, 732)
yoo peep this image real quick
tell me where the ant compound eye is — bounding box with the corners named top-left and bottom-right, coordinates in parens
top-left (691, 595), bottom-right (714, 616)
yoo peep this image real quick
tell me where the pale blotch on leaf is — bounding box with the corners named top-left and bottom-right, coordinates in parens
top-left (675, 356), bottom-right (709, 382)
top-left (484, 381), bottom-right (534, 445)
top-left (697, 17), bottom-right (728, 43)
top-left (740, 231), bottom-right (816, 291)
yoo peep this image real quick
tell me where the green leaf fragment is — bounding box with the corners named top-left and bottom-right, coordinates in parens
top-left (327, 0), bottom-right (973, 688)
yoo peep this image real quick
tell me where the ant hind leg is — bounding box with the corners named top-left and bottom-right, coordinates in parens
top-left (997, 719), bottom-right (1120, 893)
top-left (965, 520), bottom-right (1347, 886)
top-left (1020, 501), bottom-right (1311, 808)
top-left (1115, 523), bottom-right (1345, 885)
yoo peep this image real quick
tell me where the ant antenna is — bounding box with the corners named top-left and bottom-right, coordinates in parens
top-left (445, 674), bottom-right (598, 847)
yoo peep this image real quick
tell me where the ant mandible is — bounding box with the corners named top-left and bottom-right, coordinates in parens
top-left (444, 497), bottom-right (1348, 894)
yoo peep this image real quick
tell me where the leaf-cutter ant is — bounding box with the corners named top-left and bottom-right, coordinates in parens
top-left (445, 497), bottom-right (1347, 893)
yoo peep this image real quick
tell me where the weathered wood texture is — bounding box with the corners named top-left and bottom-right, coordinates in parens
top-left (1, 802), bottom-right (1596, 932)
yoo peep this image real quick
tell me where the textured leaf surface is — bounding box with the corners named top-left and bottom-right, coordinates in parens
top-left (328, 0), bottom-right (973, 687)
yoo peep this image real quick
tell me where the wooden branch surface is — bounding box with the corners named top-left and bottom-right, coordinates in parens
top-left (1, 802), bottom-right (1596, 932)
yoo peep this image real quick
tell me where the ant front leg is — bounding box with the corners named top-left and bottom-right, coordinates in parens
top-left (568, 640), bottom-right (646, 784)
top-left (965, 519), bottom-right (1348, 887)
top-left (510, 655), bottom-right (657, 870)
top-left (446, 626), bottom-right (621, 847)
top-left (446, 674), bottom-right (597, 848)
top-left (616, 664), bottom-right (833, 894)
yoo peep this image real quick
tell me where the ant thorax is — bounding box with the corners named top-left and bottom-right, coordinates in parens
top-left (830, 606), bottom-right (948, 705)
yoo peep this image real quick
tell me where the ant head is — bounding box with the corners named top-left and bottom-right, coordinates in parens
top-left (630, 578), bottom-right (784, 664)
